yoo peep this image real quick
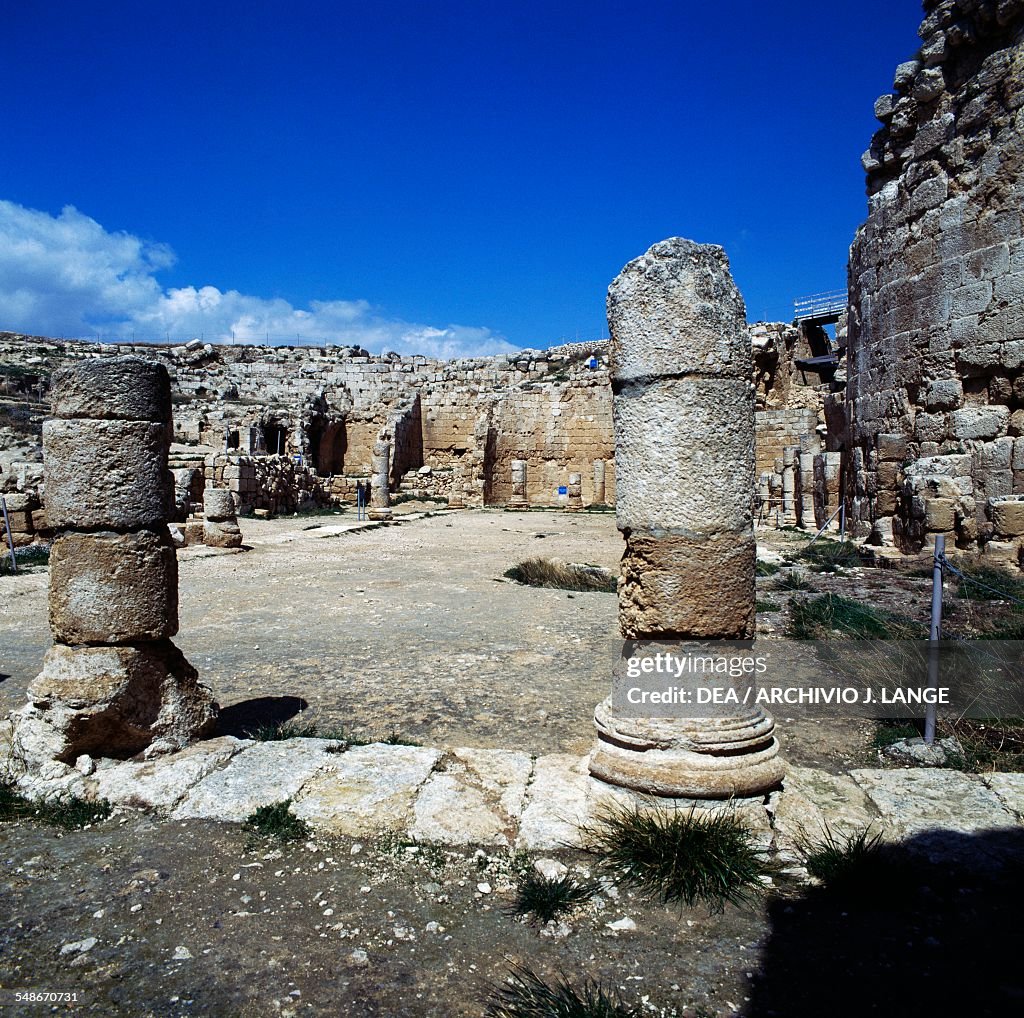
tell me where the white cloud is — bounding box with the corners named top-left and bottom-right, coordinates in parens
top-left (0, 200), bottom-right (518, 358)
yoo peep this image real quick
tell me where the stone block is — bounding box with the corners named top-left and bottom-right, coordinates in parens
top-left (877, 433), bottom-right (908, 461)
top-left (618, 531), bottom-right (755, 639)
top-left (607, 238), bottom-right (749, 382)
top-left (16, 641), bottom-right (216, 764)
top-left (924, 377), bottom-right (963, 410)
top-left (48, 529), bottom-right (178, 643)
top-left (950, 406), bottom-right (1009, 441)
top-left (50, 357), bottom-right (172, 423)
top-left (924, 498), bottom-right (957, 530)
top-left (988, 496), bottom-right (1024, 537)
top-left (43, 419), bottom-right (172, 529)
top-left (615, 378), bottom-right (753, 533)
top-left (203, 488), bottom-right (237, 521)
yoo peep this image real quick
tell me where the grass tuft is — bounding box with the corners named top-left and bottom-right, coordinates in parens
top-left (484, 966), bottom-right (636, 1018)
top-left (756, 560), bottom-right (781, 577)
top-left (0, 784), bottom-right (112, 828)
top-left (583, 803), bottom-right (767, 913)
top-left (504, 557), bottom-right (616, 593)
top-left (797, 540), bottom-right (862, 573)
top-left (244, 799), bottom-right (310, 842)
top-left (872, 720), bottom-right (921, 750)
top-left (804, 826), bottom-right (886, 889)
top-left (953, 563), bottom-right (1024, 603)
top-left (786, 593), bottom-right (924, 640)
top-left (756, 598), bottom-right (782, 613)
top-left (508, 870), bottom-right (598, 924)
top-left (775, 570), bottom-right (816, 593)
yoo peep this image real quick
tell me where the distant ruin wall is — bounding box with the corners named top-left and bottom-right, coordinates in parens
top-left (847, 0), bottom-right (1024, 553)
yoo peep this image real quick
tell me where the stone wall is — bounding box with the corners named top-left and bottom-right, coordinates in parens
top-left (846, 0), bottom-right (1024, 554)
top-left (1, 324), bottom-right (820, 519)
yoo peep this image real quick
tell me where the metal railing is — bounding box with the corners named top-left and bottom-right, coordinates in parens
top-left (793, 289), bottom-right (848, 321)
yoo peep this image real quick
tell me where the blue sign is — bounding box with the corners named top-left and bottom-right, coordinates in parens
top-left (558, 486), bottom-right (568, 495)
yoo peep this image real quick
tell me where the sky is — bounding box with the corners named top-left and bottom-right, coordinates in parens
top-left (0, 1), bottom-right (925, 357)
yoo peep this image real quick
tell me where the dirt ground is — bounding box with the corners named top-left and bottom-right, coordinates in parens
top-left (4, 508), bottom-right (1017, 1017)
top-left (0, 508), bottom-right (888, 769)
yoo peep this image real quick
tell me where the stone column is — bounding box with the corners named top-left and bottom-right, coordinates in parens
top-left (798, 451), bottom-right (816, 528)
top-left (203, 488), bottom-right (243, 548)
top-left (447, 464), bottom-right (465, 509)
top-left (11, 357), bottom-right (217, 765)
top-left (369, 429), bottom-right (393, 521)
top-left (781, 446), bottom-right (799, 527)
top-left (508, 459), bottom-right (528, 508)
top-left (593, 459), bottom-right (607, 506)
top-left (566, 472), bottom-right (583, 511)
top-left (589, 237), bottom-right (784, 799)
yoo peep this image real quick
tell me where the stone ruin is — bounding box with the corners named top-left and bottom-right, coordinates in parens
top-left (8, 357), bottom-right (217, 767)
top-left (843, 0), bottom-right (1024, 556)
top-left (589, 238), bottom-right (785, 798)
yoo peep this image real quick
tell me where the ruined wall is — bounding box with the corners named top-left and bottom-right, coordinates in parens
top-left (847, 0), bottom-right (1024, 553)
top-left (2, 324), bottom-right (817, 517)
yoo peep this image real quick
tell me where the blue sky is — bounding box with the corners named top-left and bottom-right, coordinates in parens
top-left (0, 1), bottom-right (924, 355)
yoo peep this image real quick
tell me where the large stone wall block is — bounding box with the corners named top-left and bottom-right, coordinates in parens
top-left (50, 357), bottom-right (172, 423)
top-left (14, 641), bottom-right (216, 764)
top-left (48, 529), bottom-right (179, 643)
top-left (614, 378), bottom-right (753, 534)
top-left (43, 418), bottom-right (172, 529)
top-left (607, 238), bottom-right (749, 382)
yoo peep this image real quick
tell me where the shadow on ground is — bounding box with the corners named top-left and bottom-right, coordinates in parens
top-left (749, 827), bottom-right (1024, 1016)
top-left (214, 695), bottom-right (308, 738)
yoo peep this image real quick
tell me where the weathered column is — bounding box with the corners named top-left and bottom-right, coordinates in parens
top-left (566, 472), bottom-right (583, 511)
top-left (593, 459), bottom-right (607, 506)
top-left (203, 488), bottom-right (243, 548)
top-left (590, 237), bottom-right (784, 798)
top-left (781, 446), bottom-right (798, 527)
top-left (11, 358), bottom-right (217, 765)
top-left (798, 450), bottom-right (816, 528)
top-left (447, 463), bottom-right (465, 509)
top-left (369, 429), bottom-right (393, 521)
top-left (508, 459), bottom-right (528, 508)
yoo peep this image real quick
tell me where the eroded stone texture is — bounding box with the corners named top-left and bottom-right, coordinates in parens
top-left (566, 472), bottom-right (583, 511)
top-left (590, 237), bottom-right (783, 798)
top-left (42, 419), bottom-right (172, 530)
top-left (368, 430), bottom-right (393, 521)
top-left (8, 357), bottom-right (217, 767)
top-left (48, 529), bottom-right (179, 643)
top-left (846, 0), bottom-right (1024, 551)
top-left (49, 358), bottom-right (173, 423)
top-left (508, 459), bottom-right (528, 507)
top-left (13, 642), bottom-right (215, 763)
top-left (202, 487), bottom-right (242, 548)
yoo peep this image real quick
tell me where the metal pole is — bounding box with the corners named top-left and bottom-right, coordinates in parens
top-left (925, 534), bottom-right (944, 744)
top-left (1, 495), bottom-right (17, 574)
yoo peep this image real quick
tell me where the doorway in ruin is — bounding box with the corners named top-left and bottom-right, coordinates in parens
top-left (308, 421), bottom-right (347, 475)
top-left (262, 422), bottom-right (288, 456)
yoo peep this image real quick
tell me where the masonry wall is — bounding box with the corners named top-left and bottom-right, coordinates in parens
top-left (846, 0), bottom-right (1024, 554)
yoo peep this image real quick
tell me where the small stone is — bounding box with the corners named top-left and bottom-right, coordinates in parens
top-left (172, 946), bottom-right (192, 960)
top-left (533, 858), bottom-right (568, 881)
top-left (59, 937), bottom-right (97, 956)
top-left (476, 882), bottom-right (492, 894)
top-left (75, 755), bottom-right (96, 776)
top-left (606, 917), bottom-right (637, 932)
top-left (348, 949), bottom-right (369, 967)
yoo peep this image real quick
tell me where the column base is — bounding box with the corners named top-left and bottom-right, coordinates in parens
top-left (368, 507), bottom-right (393, 521)
top-left (588, 698), bottom-right (785, 799)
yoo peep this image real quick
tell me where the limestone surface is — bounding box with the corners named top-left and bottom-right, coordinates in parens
top-left (48, 529), bottom-right (179, 643)
top-left (49, 357), bottom-right (173, 423)
top-left (42, 418), bottom-right (172, 530)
